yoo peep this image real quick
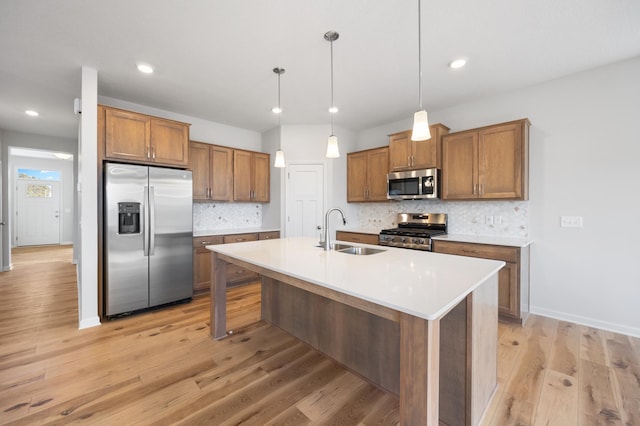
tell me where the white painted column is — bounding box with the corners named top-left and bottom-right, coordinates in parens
top-left (78, 66), bottom-right (100, 329)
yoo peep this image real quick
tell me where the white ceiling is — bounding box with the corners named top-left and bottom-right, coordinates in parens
top-left (1, 0), bottom-right (639, 140)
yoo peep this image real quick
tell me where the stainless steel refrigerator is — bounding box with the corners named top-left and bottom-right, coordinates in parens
top-left (104, 162), bottom-right (193, 317)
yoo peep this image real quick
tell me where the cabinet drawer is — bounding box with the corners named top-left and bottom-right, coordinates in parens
top-left (433, 240), bottom-right (518, 263)
top-left (226, 263), bottom-right (259, 284)
top-left (336, 231), bottom-right (379, 245)
top-left (259, 231), bottom-right (280, 240)
top-left (223, 233), bottom-right (259, 244)
top-left (193, 235), bottom-right (224, 248)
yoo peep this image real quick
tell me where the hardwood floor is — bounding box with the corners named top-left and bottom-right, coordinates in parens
top-left (1, 245), bottom-right (638, 425)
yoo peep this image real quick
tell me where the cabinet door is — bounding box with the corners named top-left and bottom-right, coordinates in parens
top-left (189, 142), bottom-right (211, 200)
top-left (150, 118), bottom-right (189, 167)
top-left (388, 130), bottom-right (412, 171)
top-left (347, 151), bottom-right (368, 202)
top-left (442, 131), bottom-right (478, 200)
top-left (367, 147), bottom-right (389, 201)
top-left (498, 262), bottom-right (519, 318)
top-left (210, 146), bottom-right (233, 201)
top-left (233, 150), bottom-right (253, 201)
top-left (193, 247), bottom-right (212, 293)
top-left (252, 152), bottom-right (270, 202)
top-left (105, 108), bottom-right (150, 162)
top-left (478, 122), bottom-right (524, 199)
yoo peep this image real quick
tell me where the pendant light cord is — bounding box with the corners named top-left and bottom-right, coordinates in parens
top-left (417, 0), bottom-right (423, 111)
top-left (330, 38), bottom-right (335, 135)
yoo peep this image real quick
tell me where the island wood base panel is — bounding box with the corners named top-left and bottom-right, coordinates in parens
top-left (259, 274), bottom-right (498, 425)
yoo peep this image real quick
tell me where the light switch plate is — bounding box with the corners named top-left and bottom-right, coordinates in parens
top-left (560, 216), bottom-right (583, 228)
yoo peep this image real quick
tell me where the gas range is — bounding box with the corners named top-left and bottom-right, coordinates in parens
top-left (379, 213), bottom-right (447, 251)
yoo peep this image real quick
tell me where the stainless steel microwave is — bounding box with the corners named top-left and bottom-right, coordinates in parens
top-left (387, 168), bottom-right (439, 200)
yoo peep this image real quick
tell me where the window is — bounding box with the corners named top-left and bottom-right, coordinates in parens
top-left (25, 184), bottom-right (53, 198)
top-left (17, 168), bottom-right (61, 181)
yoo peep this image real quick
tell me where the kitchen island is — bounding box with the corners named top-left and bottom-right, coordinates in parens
top-left (207, 237), bottom-right (504, 425)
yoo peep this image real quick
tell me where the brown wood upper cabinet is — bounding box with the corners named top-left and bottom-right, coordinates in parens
top-left (442, 119), bottom-right (530, 200)
top-left (102, 105), bottom-right (190, 167)
top-left (190, 142), bottom-right (233, 201)
top-left (233, 150), bottom-right (270, 202)
top-left (347, 146), bottom-right (389, 202)
top-left (388, 124), bottom-right (450, 171)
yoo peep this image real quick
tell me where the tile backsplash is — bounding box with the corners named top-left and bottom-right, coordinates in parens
top-left (355, 200), bottom-right (529, 238)
top-left (193, 202), bottom-right (262, 232)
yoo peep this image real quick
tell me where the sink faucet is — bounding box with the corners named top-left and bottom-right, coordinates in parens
top-left (323, 207), bottom-right (347, 251)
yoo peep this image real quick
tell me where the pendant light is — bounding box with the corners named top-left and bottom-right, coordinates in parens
top-left (411, 0), bottom-right (431, 141)
top-left (325, 31), bottom-right (340, 158)
top-left (272, 67), bottom-right (286, 168)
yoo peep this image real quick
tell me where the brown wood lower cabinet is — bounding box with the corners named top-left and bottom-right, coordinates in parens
top-left (432, 239), bottom-right (530, 324)
top-left (193, 231), bottom-right (280, 294)
top-left (335, 230), bottom-right (379, 245)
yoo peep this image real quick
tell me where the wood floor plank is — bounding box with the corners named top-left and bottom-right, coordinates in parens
top-left (487, 315), bottom-right (555, 425)
top-left (533, 369), bottom-right (578, 426)
top-left (579, 359), bottom-right (623, 424)
top-left (2, 246), bottom-right (640, 426)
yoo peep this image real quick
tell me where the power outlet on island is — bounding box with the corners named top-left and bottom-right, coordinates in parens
top-left (560, 216), bottom-right (583, 228)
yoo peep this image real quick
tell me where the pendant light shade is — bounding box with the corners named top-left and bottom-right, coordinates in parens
top-left (410, 0), bottom-right (431, 142)
top-left (412, 110), bottom-right (431, 140)
top-left (274, 149), bottom-right (286, 167)
top-left (326, 134), bottom-right (340, 158)
top-left (272, 67), bottom-right (286, 168)
top-left (325, 31), bottom-right (340, 158)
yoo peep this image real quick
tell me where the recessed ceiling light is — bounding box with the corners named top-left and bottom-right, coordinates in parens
top-left (137, 64), bottom-right (154, 74)
top-left (328, 106), bottom-right (338, 114)
top-left (271, 106), bottom-right (282, 114)
top-left (25, 110), bottom-right (39, 117)
top-left (449, 59), bottom-right (467, 69)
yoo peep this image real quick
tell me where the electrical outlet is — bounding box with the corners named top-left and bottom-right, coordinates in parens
top-left (560, 216), bottom-right (583, 228)
top-left (485, 215), bottom-right (494, 225)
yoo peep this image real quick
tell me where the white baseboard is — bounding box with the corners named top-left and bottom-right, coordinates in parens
top-left (530, 306), bottom-right (640, 338)
top-left (2, 264), bottom-right (13, 272)
top-left (61, 240), bottom-right (74, 245)
top-left (79, 316), bottom-right (101, 330)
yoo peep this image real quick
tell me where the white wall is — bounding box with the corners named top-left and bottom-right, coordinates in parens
top-left (261, 126), bottom-right (283, 230)
top-left (11, 155), bottom-right (75, 245)
top-left (355, 56), bottom-right (640, 337)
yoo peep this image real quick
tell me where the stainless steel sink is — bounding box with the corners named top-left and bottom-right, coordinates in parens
top-left (336, 246), bottom-right (386, 256)
top-left (315, 242), bottom-right (385, 255)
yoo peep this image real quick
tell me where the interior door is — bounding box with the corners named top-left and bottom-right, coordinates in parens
top-left (285, 164), bottom-right (324, 239)
top-left (16, 179), bottom-right (60, 246)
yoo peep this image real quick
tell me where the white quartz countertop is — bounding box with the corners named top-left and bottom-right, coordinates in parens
top-left (194, 227), bottom-right (280, 237)
top-left (433, 234), bottom-right (532, 248)
top-left (207, 237), bottom-right (504, 321)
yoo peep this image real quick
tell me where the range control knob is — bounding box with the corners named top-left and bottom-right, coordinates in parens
top-left (418, 239), bottom-right (425, 244)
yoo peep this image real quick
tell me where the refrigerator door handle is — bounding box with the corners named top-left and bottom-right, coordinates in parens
top-left (143, 186), bottom-right (149, 256)
top-left (149, 186), bottom-right (156, 256)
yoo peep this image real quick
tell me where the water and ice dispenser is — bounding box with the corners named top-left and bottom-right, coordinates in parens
top-left (118, 202), bottom-right (140, 234)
